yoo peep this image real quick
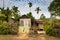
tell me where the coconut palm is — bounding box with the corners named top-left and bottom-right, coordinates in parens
top-left (12, 6), bottom-right (20, 21)
top-left (28, 2), bottom-right (32, 12)
top-left (12, 6), bottom-right (19, 13)
top-left (1, 0), bottom-right (4, 8)
top-left (35, 7), bottom-right (41, 14)
top-left (40, 14), bottom-right (45, 20)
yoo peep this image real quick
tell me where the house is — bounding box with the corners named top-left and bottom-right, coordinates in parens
top-left (19, 15), bottom-right (31, 33)
top-left (19, 15), bottom-right (44, 34)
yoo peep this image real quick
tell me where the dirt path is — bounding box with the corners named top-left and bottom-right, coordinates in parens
top-left (0, 33), bottom-right (60, 40)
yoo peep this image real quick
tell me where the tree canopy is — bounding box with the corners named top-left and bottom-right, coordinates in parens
top-left (48, 0), bottom-right (60, 16)
top-left (0, 6), bottom-right (20, 22)
top-left (26, 12), bottom-right (35, 19)
top-left (40, 14), bottom-right (45, 20)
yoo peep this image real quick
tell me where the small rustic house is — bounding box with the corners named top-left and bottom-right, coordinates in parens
top-left (19, 15), bottom-right (44, 33)
top-left (19, 15), bottom-right (31, 33)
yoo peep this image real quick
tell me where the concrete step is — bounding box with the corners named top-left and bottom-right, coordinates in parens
top-left (37, 31), bottom-right (45, 34)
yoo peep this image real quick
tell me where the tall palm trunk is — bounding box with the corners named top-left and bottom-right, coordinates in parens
top-left (30, 7), bottom-right (31, 12)
top-left (35, 7), bottom-right (41, 19)
top-left (28, 2), bottom-right (32, 12)
top-left (2, 0), bottom-right (4, 8)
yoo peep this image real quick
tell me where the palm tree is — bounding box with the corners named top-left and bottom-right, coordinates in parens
top-left (35, 7), bottom-right (41, 19)
top-left (35, 7), bottom-right (41, 14)
top-left (40, 14), bottom-right (45, 20)
top-left (28, 2), bottom-right (32, 12)
top-left (27, 12), bottom-right (35, 19)
top-left (12, 6), bottom-right (19, 13)
top-left (12, 6), bottom-right (20, 21)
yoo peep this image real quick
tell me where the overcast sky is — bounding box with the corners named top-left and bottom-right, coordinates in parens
top-left (0, 0), bottom-right (53, 19)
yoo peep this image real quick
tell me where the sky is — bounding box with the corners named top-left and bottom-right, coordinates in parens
top-left (0, 0), bottom-right (53, 19)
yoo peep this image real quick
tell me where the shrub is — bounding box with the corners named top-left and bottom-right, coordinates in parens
top-left (44, 25), bottom-right (53, 35)
top-left (53, 27), bottom-right (60, 37)
top-left (0, 26), bottom-right (12, 34)
top-left (0, 21), bottom-right (18, 34)
top-left (44, 25), bottom-right (60, 37)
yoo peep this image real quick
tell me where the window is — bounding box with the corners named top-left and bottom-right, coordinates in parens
top-left (24, 20), bottom-right (28, 26)
top-left (20, 20), bottom-right (30, 26)
top-left (20, 20), bottom-right (24, 26)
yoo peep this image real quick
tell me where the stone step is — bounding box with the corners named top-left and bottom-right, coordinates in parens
top-left (37, 31), bottom-right (45, 34)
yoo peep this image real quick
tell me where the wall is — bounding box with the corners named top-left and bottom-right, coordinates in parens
top-left (38, 24), bottom-right (44, 29)
top-left (19, 18), bottom-right (31, 33)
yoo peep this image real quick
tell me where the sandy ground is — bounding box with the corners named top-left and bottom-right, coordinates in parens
top-left (0, 33), bottom-right (60, 40)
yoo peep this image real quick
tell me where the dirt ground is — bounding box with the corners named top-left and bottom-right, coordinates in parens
top-left (0, 33), bottom-right (60, 40)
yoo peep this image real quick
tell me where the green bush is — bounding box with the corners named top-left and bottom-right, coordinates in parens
top-left (44, 25), bottom-right (53, 35)
top-left (0, 21), bottom-right (18, 34)
top-left (0, 26), bottom-right (12, 34)
top-left (44, 25), bottom-right (60, 37)
top-left (53, 28), bottom-right (60, 37)
top-left (0, 13), bottom-right (7, 20)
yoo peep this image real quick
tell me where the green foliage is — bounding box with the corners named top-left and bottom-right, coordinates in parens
top-left (35, 7), bottom-right (41, 14)
top-left (12, 6), bottom-right (20, 22)
top-left (0, 24), bottom-right (12, 34)
top-left (2, 21), bottom-right (8, 28)
top-left (0, 6), bottom-right (20, 34)
top-left (12, 6), bottom-right (19, 13)
top-left (0, 6), bottom-right (20, 21)
top-left (53, 28), bottom-right (60, 37)
top-left (44, 24), bottom-right (60, 37)
top-left (0, 27), bottom-right (17, 34)
top-left (28, 2), bottom-right (32, 8)
top-left (0, 13), bottom-right (7, 20)
top-left (48, 0), bottom-right (60, 16)
top-left (0, 7), bottom-right (12, 21)
top-left (14, 13), bottom-right (20, 22)
top-left (44, 25), bottom-right (53, 35)
top-left (28, 2), bottom-right (32, 12)
top-left (27, 12), bottom-right (35, 19)
top-left (40, 14), bottom-right (46, 20)
top-left (0, 21), bottom-right (18, 34)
